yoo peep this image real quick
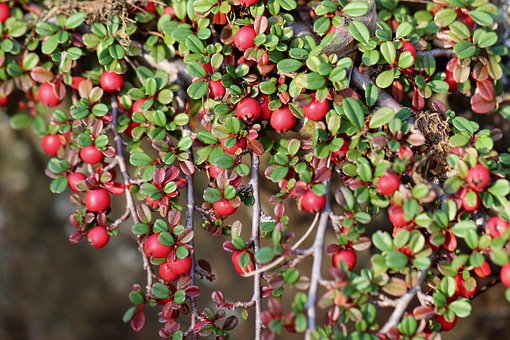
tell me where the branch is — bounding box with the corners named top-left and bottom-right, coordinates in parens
top-left (250, 152), bottom-right (262, 340)
top-left (183, 124), bottom-right (199, 335)
top-left (417, 49), bottom-right (455, 58)
top-left (111, 96), bottom-right (154, 295)
top-left (350, 68), bottom-right (402, 111)
top-left (305, 178), bottom-right (332, 337)
top-left (380, 267), bottom-right (429, 333)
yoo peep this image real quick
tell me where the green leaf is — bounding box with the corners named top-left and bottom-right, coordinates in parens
top-left (349, 21), bottom-right (370, 45)
top-left (302, 73), bottom-right (326, 90)
top-left (449, 299), bottom-right (472, 318)
top-left (152, 282), bottom-right (171, 299)
top-left (469, 10), bottom-right (493, 27)
top-left (488, 179), bottom-right (510, 197)
top-left (185, 35), bottom-right (205, 54)
top-left (130, 152), bottom-right (152, 166)
top-left (386, 251), bottom-right (409, 269)
top-left (395, 22), bottom-right (413, 39)
top-left (434, 8), bottom-right (457, 27)
top-left (129, 291), bottom-right (145, 305)
top-left (372, 231), bottom-right (393, 252)
top-left (454, 41), bottom-right (476, 60)
top-left (342, 1), bottom-right (369, 17)
top-left (65, 12), bottom-right (86, 29)
top-left (342, 97), bottom-right (364, 128)
top-left (50, 176), bottom-right (68, 193)
top-left (9, 113), bottom-right (32, 130)
top-left (210, 154), bottom-right (234, 169)
top-left (277, 59), bottom-right (303, 73)
top-left (369, 107), bottom-right (395, 129)
top-left (187, 81), bottom-right (207, 99)
top-left (380, 41), bottom-right (397, 65)
top-left (376, 69), bottom-right (395, 88)
top-left (255, 247), bottom-right (276, 264)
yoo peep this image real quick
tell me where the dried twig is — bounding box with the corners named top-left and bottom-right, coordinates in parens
top-left (250, 153), bottom-right (262, 340)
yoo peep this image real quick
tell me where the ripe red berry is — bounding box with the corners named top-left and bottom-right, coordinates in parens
top-left (303, 95), bottom-right (330, 121)
top-left (445, 70), bottom-right (457, 92)
top-left (376, 172), bottom-right (401, 196)
top-left (331, 138), bottom-right (350, 163)
top-left (454, 274), bottom-right (478, 298)
top-left (388, 204), bottom-right (410, 228)
top-left (235, 97), bottom-right (261, 121)
top-left (68, 172), bottom-right (87, 192)
top-left (132, 98), bottom-right (148, 114)
top-left (163, 6), bottom-right (175, 16)
top-left (501, 263), bottom-right (510, 288)
top-left (87, 226), bottom-right (110, 249)
top-left (0, 94), bottom-right (10, 106)
top-left (232, 250), bottom-right (255, 275)
top-left (326, 24), bottom-right (338, 35)
top-left (458, 187), bottom-right (481, 212)
top-left (332, 248), bottom-right (357, 271)
top-left (38, 82), bottom-right (64, 107)
top-left (234, 26), bottom-right (257, 51)
top-left (144, 1), bottom-right (157, 13)
top-left (301, 190), bottom-right (326, 213)
top-left (474, 260), bottom-right (492, 278)
top-left (239, 0), bottom-right (259, 5)
top-left (100, 71), bottom-right (124, 92)
top-left (85, 188), bottom-right (111, 212)
top-left (486, 216), bottom-right (509, 238)
top-left (401, 41), bottom-right (417, 60)
top-left (168, 256), bottom-right (192, 276)
top-left (209, 80), bottom-right (226, 100)
top-left (144, 234), bottom-right (172, 258)
top-left (214, 198), bottom-right (237, 218)
top-left (270, 107), bottom-right (296, 133)
top-left (221, 135), bottom-right (247, 155)
top-left (159, 262), bottom-right (180, 282)
top-left (466, 164), bottom-right (490, 192)
top-left (41, 134), bottom-right (64, 156)
top-left (259, 95), bottom-right (272, 120)
top-left (0, 3), bottom-right (11, 23)
top-left (435, 315), bottom-right (457, 332)
top-left (80, 145), bottom-right (104, 164)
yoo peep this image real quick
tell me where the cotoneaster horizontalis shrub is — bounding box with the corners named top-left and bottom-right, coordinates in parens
top-left (2, 0), bottom-right (510, 339)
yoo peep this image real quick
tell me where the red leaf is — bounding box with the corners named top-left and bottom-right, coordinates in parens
top-left (130, 310), bottom-right (146, 332)
top-left (470, 93), bottom-right (495, 114)
top-left (30, 67), bottom-right (54, 83)
top-left (476, 80), bottom-right (495, 101)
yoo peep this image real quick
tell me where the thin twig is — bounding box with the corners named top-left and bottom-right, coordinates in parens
top-left (111, 96), bottom-right (153, 295)
top-left (305, 179), bottom-right (332, 338)
top-left (183, 124), bottom-right (198, 336)
top-left (417, 49), bottom-right (455, 58)
top-left (380, 267), bottom-right (430, 333)
top-left (250, 153), bottom-right (262, 340)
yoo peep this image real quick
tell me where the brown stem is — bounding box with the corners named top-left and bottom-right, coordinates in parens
top-left (250, 153), bottom-right (262, 340)
top-left (111, 96), bottom-right (153, 295)
top-left (350, 68), bottom-right (402, 111)
top-left (305, 178), bottom-right (331, 337)
top-left (380, 267), bottom-right (429, 333)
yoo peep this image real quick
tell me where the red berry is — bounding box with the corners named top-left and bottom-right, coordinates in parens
top-left (332, 248), bottom-right (357, 271)
top-left (501, 263), bottom-right (510, 288)
top-left (214, 198), bottom-right (237, 218)
top-left (87, 226), bottom-right (110, 249)
top-left (270, 107), bottom-right (296, 133)
top-left (458, 187), bottom-right (481, 212)
top-left (163, 6), bottom-right (175, 16)
top-left (454, 274), bottom-right (478, 298)
top-left (221, 135), bottom-right (247, 155)
top-left (301, 190), bottom-right (326, 213)
top-left (0, 3), bottom-right (10, 23)
top-left (486, 216), bottom-right (509, 238)
top-left (38, 82), bottom-right (64, 107)
top-left (68, 172), bottom-right (87, 192)
top-left (239, 0), bottom-right (259, 5)
top-left (80, 145), bottom-right (104, 164)
top-left (445, 70), bottom-right (457, 92)
top-left (100, 71), bottom-right (124, 92)
top-left (326, 25), bottom-right (337, 35)
top-left (70, 76), bottom-right (86, 91)
top-left (401, 41), bottom-right (417, 59)
top-left (303, 95), bottom-right (330, 121)
top-left (159, 262), bottom-right (180, 282)
top-left (144, 1), bottom-right (157, 13)
top-left (231, 250), bottom-right (255, 275)
top-left (144, 234), bottom-right (172, 258)
top-left (398, 145), bottom-right (413, 160)
top-left (458, 10), bottom-right (475, 29)
top-left (202, 63), bottom-right (213, 75)
top-left (388, 204), bottom-right (410, 228)
top-left (0, 94), bottom-right (9, 106)
top-left (435, 315), bottom-right (457, 331)
top-left (376, 172), bottom-right (401, 196)
top-left (234, 26), bottom-right (257, 52)
top-left (132, 98), bottom-right (148, 114)
top-left (41, 134), bottom-right (63, 156)
top-left (474, 260), bottom-right (492, 278)
top-left (168, 256), bottom-right (192, 276)
top-left (259, 95), bottom-right (272, 120)
top-left (209, 80), bottom-right (226, 100)
top-left (466, 164), bottom-right (490, 192)
top-left (235, 97), bottom-right (261, 121)
top-left (85, 188), bottom-right (111, 212)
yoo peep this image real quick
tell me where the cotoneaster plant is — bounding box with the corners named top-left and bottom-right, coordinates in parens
top-left (2, 0), bottom-right (510, 339)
